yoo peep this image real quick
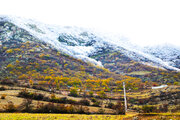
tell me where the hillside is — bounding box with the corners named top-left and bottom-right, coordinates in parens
top-left (1, 15), bottom-right (180, 72)
top-left (0, 16), bottom-right (180, 89)
top-left (0, 15), bottom-right (180, 115)
top-left (0, 21), bottom-right (127, 90)
top-left (143, 44), bottom-right (180, 69)
top-left (91, 51), bottom-right (180, 84)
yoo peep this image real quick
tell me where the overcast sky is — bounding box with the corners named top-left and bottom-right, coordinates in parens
top-left (0, 0), bottom-right (180, 46)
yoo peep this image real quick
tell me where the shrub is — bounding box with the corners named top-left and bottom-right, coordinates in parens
top-left (50, 97), bottom-right (68, 104)
top-left (107, 102), bottom-right (114, 109)
top-left (34, 102), bottom-right (89, 114)
top-left (89, 91), bottom-right (94, 97)
top-left (159, 104), bottom-right (168, 112)
top-left (98, 108), bottom-right (105, 114)
top-left (50, 97), bottom-right (60, 103)
top-left (1, 94), bottom-right (7, 99)
top-left (18, 89), bottom-right (45, 100)
top-left (67, 99), bottom-right (77, 104)
top-left (18, 89), bottom-right (30, 98)
top-left (171, 105), bottom-right (180, 112)
top-left (58, 97), bottom-right (68, 103)
top-left (3, 101), bottom-right (16, 112)
top-left (91, 97), bottom-right (97, 103)
top-left (138, 98), bottom-right (148, 105)
top-left (0, 79), bottom-right (14, 85)
top-left (50, 97), bottom-right (77, 104)
top-left (69, 88), bottom-right (79, 97)
top-left (65, 105), bottom-right (76, 113)
top-left (35, 102), bottom-right (57, 113)
top-left (74, 105), bottom-right (89, 114)
top-left (18, 99), bottom-right (33, 112)
top-left (78, 99), bottom-right (90, 106)
top-left (18, 90), bottom-right (79, 105)
top-left (113, 101), bottom-right (125, 115)
top-left (92, 101), bottom-right (101, 107)
top-left (97, 90), bottom-right (106, 99)
top-left (33, 93), bottom-right (44, 100)
top-left (50, 93), bottom-right (56, 100)
top-left (141, 105), bottom-right (157, 113)
top-left (0, 86), bottom-right (6, 91)
top-left (129, 98), bottom-right (136, 104)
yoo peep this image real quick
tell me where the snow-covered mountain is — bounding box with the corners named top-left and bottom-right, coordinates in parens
top-left (142, 44), bottom-right (180, 70)
top-left (0, 15), bottom-right (180, 71)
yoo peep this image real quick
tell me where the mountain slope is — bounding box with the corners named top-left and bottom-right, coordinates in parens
top-left (0, 15), bottom-right (180, 87)
top-left (1, 15), bottom-right (180, 72)
top-left (91, 51), bottom-right (180, 84)
top-left (1, 20), bottom-right (141, 92)
top-left (143, 44), bottom-right (180, 69)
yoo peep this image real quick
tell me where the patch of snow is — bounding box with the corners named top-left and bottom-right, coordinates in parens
top-left (152, 85), bottom-right (168, 89)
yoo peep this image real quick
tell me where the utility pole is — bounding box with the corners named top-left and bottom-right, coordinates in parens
top-left (123, 82), bottom-right (127, 113)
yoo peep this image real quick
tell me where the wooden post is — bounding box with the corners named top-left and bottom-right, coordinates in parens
top-left (123, 82), bottom-right (127, 113)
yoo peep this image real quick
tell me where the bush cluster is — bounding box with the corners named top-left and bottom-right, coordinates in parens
top-left (0, 80), bottom-right (14, 85)
top-left (3, 101), bottom-right (16, 112)
top-left (91, 97), bottom-right (101, 107)
top-left (18, 89), bottom-right (44, 100)
top-left (17, 89), bottom-right (91, 106)
top-left (112, 101), bottom-right (125, 115)
top-left (141, 105), bottom-right (157, 113)
top-left (78, 99), bottom-right (90, 106)
top-left (50, 96), bottom-right (77, 104)
top-left (1, 94), bottom-right (7, 99)
top-left (69, 88), bottom-right (79, 97)
top-left (141, 104), bottom-right (169, 113)
top-left (0, 86), bottom-right (6, 91)
top-left (2, 100), bottom-right (89, 114)
top-left (106, 102), bottom-right (114, 109)
top-left (35, 103), bottom-right (89, 113)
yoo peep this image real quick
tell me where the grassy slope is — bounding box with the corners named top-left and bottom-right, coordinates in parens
top-left (0, 85), bottom-right (179, 113)
top-left (0, 85), bottom-right (114, 114)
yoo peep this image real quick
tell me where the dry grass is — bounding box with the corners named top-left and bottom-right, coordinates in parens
top-left (127, 71), bottom-right (151, 75)
top-left (0, 113), bottom-right (134, 120)
top-left (0, 86), bottom-right (114, 114)
top-left (0, 85), bottom-right (179, 114)
top-left (0, 113), bottom-right (179, 120)
top-left (136, 113), bottom-right (180, 120)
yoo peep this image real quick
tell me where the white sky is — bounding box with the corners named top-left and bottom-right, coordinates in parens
top-left (0, 0), bottom-right (180, 46)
